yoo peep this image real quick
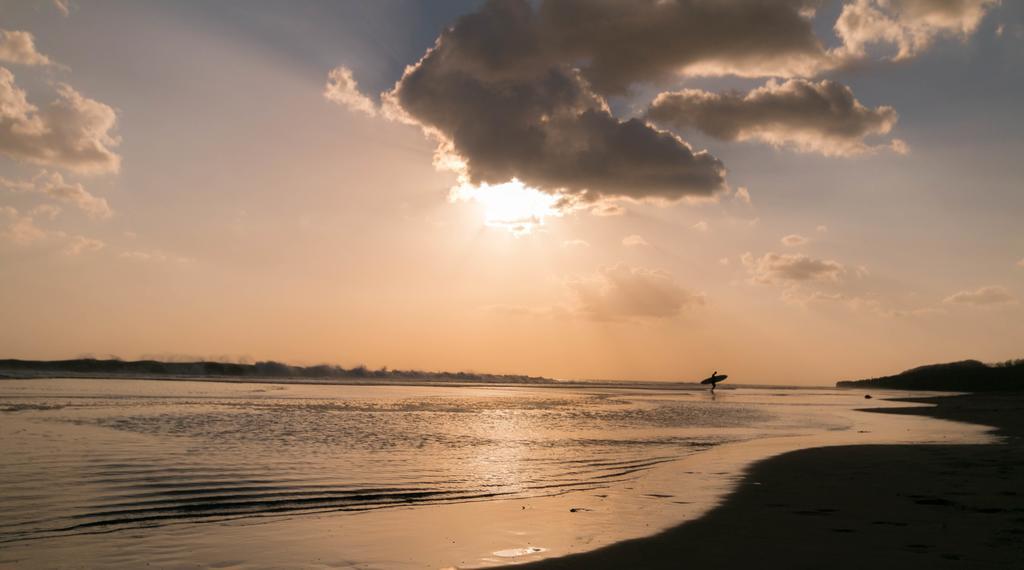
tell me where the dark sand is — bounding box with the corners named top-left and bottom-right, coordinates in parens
top-left (517, 393), bottom-right (1024, 569)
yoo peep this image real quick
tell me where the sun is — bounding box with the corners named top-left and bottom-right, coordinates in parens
top-left (450, 179), bottom-right (562, 235)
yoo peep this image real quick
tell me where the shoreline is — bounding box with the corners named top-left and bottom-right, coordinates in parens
top-left (514, 392), bottom-right (1024, 569)
top-left (0, 372), bottom-right (836, 392)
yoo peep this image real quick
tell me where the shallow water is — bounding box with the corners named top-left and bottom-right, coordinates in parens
top-left (0, 379), bottom-right (988, 568)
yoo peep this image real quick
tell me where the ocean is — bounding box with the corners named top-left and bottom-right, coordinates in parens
top-left (0, 378), bottom-right (984, 568)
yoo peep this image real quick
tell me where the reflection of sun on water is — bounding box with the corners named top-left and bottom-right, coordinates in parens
top-left (464, 408), bottom-right (529, 493)
top-left (450, 179), bottom-right (562, 236)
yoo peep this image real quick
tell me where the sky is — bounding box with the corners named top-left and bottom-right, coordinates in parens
top-left (0, 0), bottom-right (1022, 385)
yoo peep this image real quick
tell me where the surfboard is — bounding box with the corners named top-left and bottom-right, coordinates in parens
top-left (700, 374), bottom-right (728, 385)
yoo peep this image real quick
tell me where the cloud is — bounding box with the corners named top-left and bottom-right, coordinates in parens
top-left (30, 204), bottom-right (60, 219)
top-left (119, 249), bottom-right (194, 264)
top-left (37, 172), bottom-right (111, 219)
top-left (568, 263), bottom-right (704, 320)
top-left (943, 285), bottom-right (1016, 306)
top-left (534, 0), bottom-right (829, 92)
top-left (733, 186), bottom-right (752, 205)
top-left (781, 234), bottom-right (809, 246)
top-left (691, 220), bottom-right (709, 232)
top-left (588, 201), bottom-right (625, 217)
top-left (1, 205), bottom-right (108, 253)
top-left (1, 170), bottom-right (112, 219)
top-left (53, 1), bottom-right (72, 17)
top-left (0, 30), bottom-right (54, 66)
top-left (622, 234), bottom-right (649, 247)
top-left (816, 224), bottom-right (828, 232)
top-left (391, 66), bottom-right (726, 203)
top-left (648, 79), bottom-right (899, 156)
top-left (331, 0), bottom-right (995, 215)
top-left (562, 239), bottom-right (589, 248)
top-left (63, 235), bottom-right (104, 255)
top-left (0, 67), bottom-right (121, 174)
top-left (781, 287), bottom-right (849, 306)
top-left (779, 287), bottom-right (940, 318)
top-left (742, 251), bottom-right (844, 284)
top-left (0, 207), bottom-right (47, 245)
top-left (383, 0), bottom-right (752, 204)
top-left (834, 0), bottom-right (999, 60)
top-left (0, 175), bottom-right (31, 192)
top-left (324, 66), bottom-right (377, 116)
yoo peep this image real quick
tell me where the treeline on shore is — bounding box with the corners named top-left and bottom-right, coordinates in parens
top-left (0, 358), bottom-right (555, 384)
top-left (837, 359), bottom-right (1024, 391)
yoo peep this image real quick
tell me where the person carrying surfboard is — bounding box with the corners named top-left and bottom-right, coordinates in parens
top-left (701, 370), bottom-right (728, 391)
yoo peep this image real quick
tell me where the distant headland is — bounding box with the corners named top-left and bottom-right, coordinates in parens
top-left (837, 359), bottom-right (1024, 391)
top-left (0, 358), bottom-right (556, 385)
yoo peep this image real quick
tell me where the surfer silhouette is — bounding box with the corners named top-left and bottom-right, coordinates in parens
top-left (701, 370), bottom-right (728, 391)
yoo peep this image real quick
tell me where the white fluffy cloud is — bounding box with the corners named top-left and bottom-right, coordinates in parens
top-left (0, 67), bottom-right (121, 174)
top-left (835, 0), bottom-right (999, 60)
top-left (781, 234), bottom-right (809, 246)
top-left (733, 186), bottom-right (752, 205)
top-left (324, 66), bottom-right (377, 116)
top-left (943, 285), bottom-right (1016, 306)
top-left (648, 79), bottom-right (900, 156)
top-left (0, 30), bottom-right (53, 66)
top-left (568, 263), bottom-right (705, 320)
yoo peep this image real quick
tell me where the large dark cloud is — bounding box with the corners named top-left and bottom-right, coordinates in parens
top-left (427, 0), bottom-right (827, 93)
top-left (648, 79), bottom-right (899, 156)
top-left (388, 0), bottom-right (734, 201)
top-left (535, 0), bottom-right (827, 93)
top-left (382, 0), bottom-right (855, 201)
top-left (334, 0), bottom-right (999, 203)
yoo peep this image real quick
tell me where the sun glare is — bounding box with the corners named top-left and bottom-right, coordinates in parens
top-left (451, 179), bottom-right (562, 235)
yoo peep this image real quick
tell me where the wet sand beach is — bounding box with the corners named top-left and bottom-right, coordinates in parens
top-left (519, 393), bottom-right (1024, 569)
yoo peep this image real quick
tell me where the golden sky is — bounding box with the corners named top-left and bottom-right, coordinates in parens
top-left (1, 1), bottom-right (1022, 385)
